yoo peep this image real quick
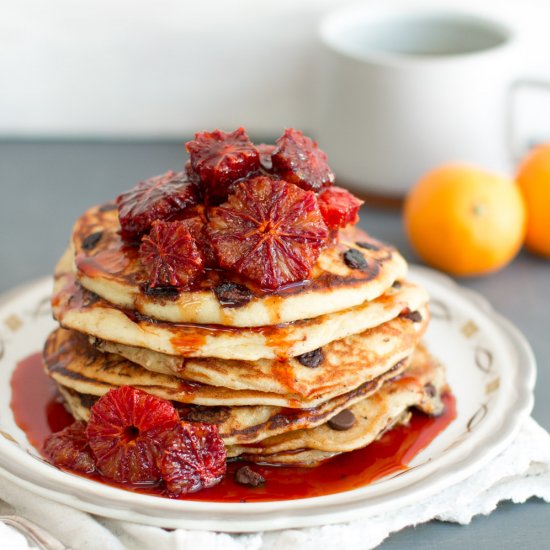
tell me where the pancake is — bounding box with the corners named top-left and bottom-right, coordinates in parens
top-left (45, 326), bottom-right (421, 407)
top-left (51, 354), bottom-right (411, 445)
top-left (54, 345), bottom-right (446, 453)
top-left (228, 347), bottom-right (447, 465)
top-left (90, 307), bottom-right (428, 398)
top-left (45, 328), bottom-right (306, 408)
top-left (71, 203), bottom-right (407, 327)
top-left (52, 268), bottom-right (428, 361)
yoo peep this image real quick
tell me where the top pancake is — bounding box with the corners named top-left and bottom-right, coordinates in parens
top-left (71, 203), bottom-right (407, 327)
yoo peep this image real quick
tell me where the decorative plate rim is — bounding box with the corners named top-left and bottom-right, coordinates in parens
top-left (0, 265), bottom-right (536, 531)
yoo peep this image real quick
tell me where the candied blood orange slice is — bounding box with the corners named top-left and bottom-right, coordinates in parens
top-left (139, 220), bottom-right (204, 288)
top-left (186, 128), bottom-right (260, 203)
top-left (156, 421), bottom-right (226, 496)
top-left (271, 129), bottom-right (334, 192)
top-left (208, 176), bottom-right (328, 289)
top-left (180, 205), bottom-right (217, 267)
top-left (86, 386), bottom-right (179, 484)
top-left (43, 421), bottom-right (95, 474)
top-left (318, 186), bottom-right (363, 229)
top-left (116, 171), bottom-right (201, 241)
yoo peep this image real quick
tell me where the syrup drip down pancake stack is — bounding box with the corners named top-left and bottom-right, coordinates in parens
top-left (44, 128), bottom-right (449, 493)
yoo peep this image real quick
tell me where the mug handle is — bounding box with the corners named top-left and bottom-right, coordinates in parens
top-left (508, 78), bottom-right (550, 162)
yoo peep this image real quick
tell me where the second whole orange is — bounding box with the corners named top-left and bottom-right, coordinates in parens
top-left (517, 143), bottom-right (550, 258)
top-left (404, 165), bottom-right (526, 276)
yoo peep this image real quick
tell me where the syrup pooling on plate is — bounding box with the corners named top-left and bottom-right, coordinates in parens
top-left (10, 352), bottom-right (73, 449)
top-left (10, 353), bottom-right (456, 501)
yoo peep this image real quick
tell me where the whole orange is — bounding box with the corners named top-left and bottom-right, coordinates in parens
top-left (516, 144), bottom-right (550, 258)
top-left (404, 165), bottom-right (526, 276)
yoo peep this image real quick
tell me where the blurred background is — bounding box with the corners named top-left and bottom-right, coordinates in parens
top-left (1, 0), bottom-right (550, 141)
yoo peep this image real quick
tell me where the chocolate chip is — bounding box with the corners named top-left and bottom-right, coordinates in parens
top-left (82, 231), bottom-right (103, 251)
top-left (186, 406), bottom-right (230, 425)
top-left (214, 282), bottom-right (253, 308)
top-left (392, 280), bottom-right (402, 289)
top-left (401, 310), bottom-right (423, 323)
top-left (343, 248), bottom-right (368, 270)
top-left (142, 284), bottom-right (180, 300)
top-left (234, 466), bottom-right (265, 487)
top-left (128, 310), bottom-right (156, 323)
top-left (328, 409), bottom-right (356, 431)
top-left (296, 348), bottom-right (324, 368)
top-left (98, 202), bottom-right (118, 212)
top-left (424, 383), bottom-right (437, 398)
top-left (355, 241), bottom-right (380, 251)
top-left (82, 292), bottom-right (100, 307)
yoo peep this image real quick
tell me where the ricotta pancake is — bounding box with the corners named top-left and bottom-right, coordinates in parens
top-left (46, 327), bottom-right (420, 407)
top-left (228, 347), bottom-right (447, 464)
top-left (54, 345), bottom-right (446, 451)
top-left (45, 328), bottom-right (304, 408)
top-left (52, 269), bottom-right (428, 361)
top-left (71, 204), bottom-right (407, 327)
top-left (51, 355), bottom-right (410, 445)
top-left (90, 308), bottom-right (428, 398)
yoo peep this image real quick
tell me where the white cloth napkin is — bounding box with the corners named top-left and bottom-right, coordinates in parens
top-left (1, 417), bottom-right (550, 550)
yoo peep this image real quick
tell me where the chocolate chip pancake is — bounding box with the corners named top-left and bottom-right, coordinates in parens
top-left (53, 344), bottom-right (445, 452)
top-left (228, 346), bottom-right (447, 465)
top-left (52, 267), bottom-right (428, 361)
top-left (52, 350), bottom-right (411, 445)
top-left (71, 204), bottom-right (407, 327)
top-left (45, 301), bottom-right (427, 407)
top-left (89, 307), bottom-right (428, 399)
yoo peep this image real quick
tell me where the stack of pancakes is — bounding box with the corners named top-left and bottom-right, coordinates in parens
top-left (46, 203), bottom-right (447, 466)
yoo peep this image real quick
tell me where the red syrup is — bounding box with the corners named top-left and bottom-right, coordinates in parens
top-left (11, 352), bottom-right (456, 502)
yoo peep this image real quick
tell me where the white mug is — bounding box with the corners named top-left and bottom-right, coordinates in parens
top-left (315, 7), bottom-right (550, 198)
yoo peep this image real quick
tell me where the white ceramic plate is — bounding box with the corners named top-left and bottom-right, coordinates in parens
top-left (0, 266), bottom-right (536, 532)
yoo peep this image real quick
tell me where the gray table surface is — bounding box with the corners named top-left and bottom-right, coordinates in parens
top-left (0, 141), bottom-right (549, 548)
